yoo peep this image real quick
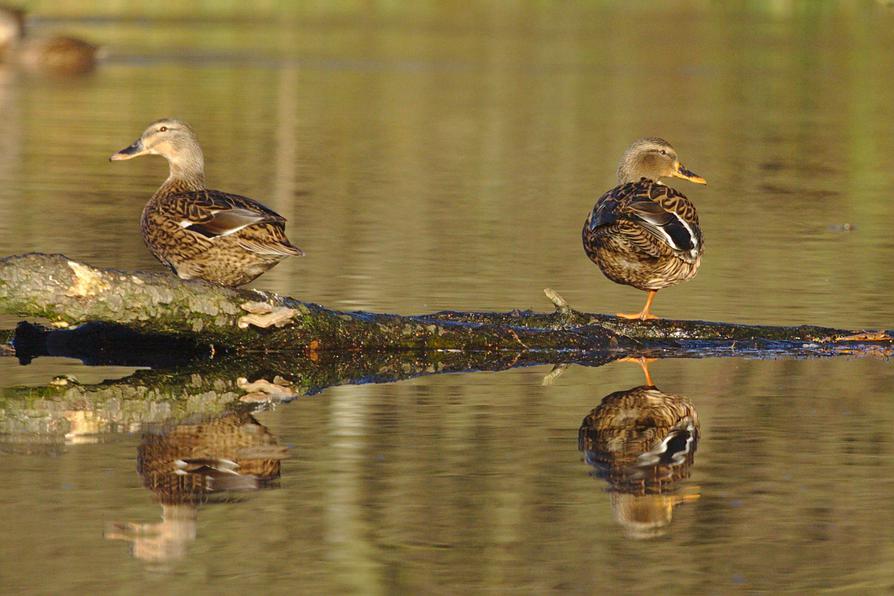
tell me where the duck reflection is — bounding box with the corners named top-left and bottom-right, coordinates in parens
top-left (578, 361), bottom-right (700, 538)
top-left (106, 410), bottom-right (288, 562)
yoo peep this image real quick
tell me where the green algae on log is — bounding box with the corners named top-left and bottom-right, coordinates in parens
top-left (0, 253), bottom-right (628, 353)
top-left (0, 253), bottom-right (891, 355)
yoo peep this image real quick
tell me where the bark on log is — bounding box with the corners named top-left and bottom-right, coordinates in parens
top-left (0, 253), bottom-right (891, 357)
top-left (0, 253), bottom-right (629, 353)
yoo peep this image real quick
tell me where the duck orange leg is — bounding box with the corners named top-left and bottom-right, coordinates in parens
top-left (616, 290), bottom-right (658, 321)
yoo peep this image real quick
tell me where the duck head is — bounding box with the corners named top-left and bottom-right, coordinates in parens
top-left (616, 137), bottom-right (706, 186)
top-left (110, 118), bottom-right (205, 181)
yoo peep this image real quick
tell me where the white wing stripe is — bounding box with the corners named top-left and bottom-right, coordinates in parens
top-left (212, 223), bottom-right (253, 237)
top-left (677, 215), bottom-right (698, 251)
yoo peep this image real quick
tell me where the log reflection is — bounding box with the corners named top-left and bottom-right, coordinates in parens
top-left (105, 411), bottom-right (287, 562)
top-left (578, 380), bottom-right (700, 539)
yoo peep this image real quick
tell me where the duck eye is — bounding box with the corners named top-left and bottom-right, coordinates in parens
top-left (659, 149), bottom-right (667, 155)
top-left (158, 126), bottom-right (168, 133)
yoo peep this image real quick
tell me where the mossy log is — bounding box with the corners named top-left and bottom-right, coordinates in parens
top-left (0, 253), bottom-right (628, 353)
top-left (0, 253), bottom-right (891, 358)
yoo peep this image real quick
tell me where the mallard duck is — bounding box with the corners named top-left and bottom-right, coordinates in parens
top-left (583, 138), bottom-right (706, 320)
top-left (0, 6), bottom-right (99, 75)
top-left (110, 119), bottom-right (304, 287)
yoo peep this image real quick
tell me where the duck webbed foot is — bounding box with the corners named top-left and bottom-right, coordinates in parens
top-left (615, 311), bottom-right (659, 321)
top-left (616, 290), bottom-right (659, 321)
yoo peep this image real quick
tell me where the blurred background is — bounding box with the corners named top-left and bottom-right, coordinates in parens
top-left (2, 0), bottom-right (893, 326)
top-left (2, 1), bottom-right (894, 593)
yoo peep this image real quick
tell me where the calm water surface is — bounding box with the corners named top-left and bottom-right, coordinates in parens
top-left (2, 2), bottom-right (894, 593)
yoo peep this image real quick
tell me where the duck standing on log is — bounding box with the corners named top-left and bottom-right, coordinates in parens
top-left (582, 138), bottom-right (706, 320)
top-left (111, 119), bottom-right (304, 287)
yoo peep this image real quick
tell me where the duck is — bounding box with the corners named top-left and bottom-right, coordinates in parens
top-left (110, 118), bottom-right (304, 287)
top-left (582, 138), bottom-right (706, 320)
top-left (0, 6), bottom-right (100, 75)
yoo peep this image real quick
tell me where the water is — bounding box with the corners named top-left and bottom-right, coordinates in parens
top-left (2, 2), bottom-right (894, 593)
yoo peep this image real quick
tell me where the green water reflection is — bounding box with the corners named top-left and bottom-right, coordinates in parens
top-left (1, 1), bottom-right (893, 328)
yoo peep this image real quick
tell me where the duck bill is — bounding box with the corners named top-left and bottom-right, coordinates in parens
top-left (671, 163), bottom-right (707, 185)
top-left (109, 139), bottom-right (148, 161)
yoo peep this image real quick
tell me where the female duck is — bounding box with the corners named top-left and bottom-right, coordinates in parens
top-left (0, 6), bottom-right (100, 75)
top-left (111, 119), bottom-right (304, 287)
top-left (582, 138), bottom-right (706, 320)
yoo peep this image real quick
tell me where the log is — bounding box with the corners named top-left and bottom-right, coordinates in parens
top-left (0, 253), bottom-right (891, 358)
top-left (0, 253), bottom-right (629, 353)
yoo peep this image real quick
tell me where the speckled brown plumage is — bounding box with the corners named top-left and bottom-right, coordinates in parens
top-left (583, 178), bottom-right (703, 291)
top-left (112, 118), bottom-right (304, 287)
top-left (142, 187), bottom-right (303, 287)
top-left (582, 138), bottom-right (706, 320)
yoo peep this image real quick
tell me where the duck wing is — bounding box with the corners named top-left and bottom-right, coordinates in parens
top-left (184, 207), bottom-right (278, 238)
top-left (173, 190), bottom-right (305, 256)
top-left (623, 195), bottom-right (699, 255)
top-left (178, 191), bottom-right (283, 236)
top-left (587, 180), bottom-right (702, 260)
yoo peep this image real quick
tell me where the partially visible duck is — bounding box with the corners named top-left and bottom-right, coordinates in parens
top-left (583, 138), bottom-right (706, 320)
top-left (110, 119), bottom-right (304, 287)
top-left (0, 6), bottom-right (100, 75)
